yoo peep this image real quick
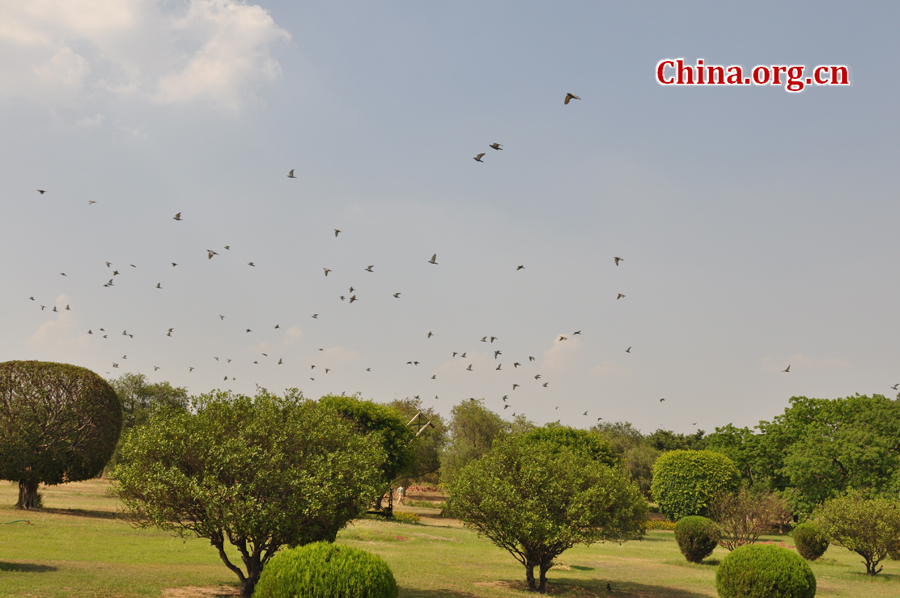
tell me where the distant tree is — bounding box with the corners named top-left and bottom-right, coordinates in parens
top-left (113, 389), bottom-right (384, 598)
top-left (387, 397), bottom-right (447, 484)
top-left (318, 394), bottom-right (414, 507)
top-left (815, 491), bottom-right (900, 575)
top-left (439, 399), bottom-right (507, 485)
top-left (109, 372), bottom-right (189, 430)
top-left (0, 361), bottom-right (122, 509)
top-left (706, 424), bottom-right (762, 486)
top-left (778, 395), bottom-right (900, 514)
top-left (651, 450), bottom-right (740, 521)
top-left (447, 429), bottom-right (646, 593)
top-left (592, 421), bottom-right (660, 496)
top-left (521, 423), bottom-right (619, 467)
top-left (106, 373), bottom-right (189, 471)
top-left (647, 428), bottom-right (709, 452)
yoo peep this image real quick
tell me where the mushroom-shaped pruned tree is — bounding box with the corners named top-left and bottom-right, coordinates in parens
top-left (0, 361), bottom-right (123, 509)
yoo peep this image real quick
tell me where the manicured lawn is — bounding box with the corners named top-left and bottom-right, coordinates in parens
top-left (1, 480), bottom-right (898, 597)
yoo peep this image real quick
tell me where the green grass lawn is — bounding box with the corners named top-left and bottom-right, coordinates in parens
top-left (1, 480), bottom-right (898, 597)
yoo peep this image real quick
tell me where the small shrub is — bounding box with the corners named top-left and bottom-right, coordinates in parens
top-left (675, 516), bottom-right (720, 563)
top-left (792, 522), bottom-right (829, 561)
top-left (710, 487), bottom-right (792, 551)
top-left (716, 543), bottom-right (816, 598)
top-left (254, 541), bottom-right (398, 598)
top-left (392, 510), bottom-right (421, 524)
top-left (651, 450), bottom-right (740, 521)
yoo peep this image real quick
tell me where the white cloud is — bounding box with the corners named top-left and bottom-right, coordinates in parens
top-left (27, 295), bottom-right (91, 351)
top-left (540, 335), bottom-right (583, 374)
top-left (320, 346), bottom-right (359, 364)
top-left (283, 326), bottom-right (302, 345)
top-left (0, 0), bottom-right (291, 111)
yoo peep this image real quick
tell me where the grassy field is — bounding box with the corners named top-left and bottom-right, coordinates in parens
top-left (1, 480), bottom-right (898, 598)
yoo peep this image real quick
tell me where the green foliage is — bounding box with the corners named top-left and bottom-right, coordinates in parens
top-left (646, 428), bottom-right (708, 452)
top-left (814, 491), bottom-right (900, 575)
top-left (106, 373), bottom-right (189, 472)
top-left (319, 394), bottom-right (414, 485)
top-left (439, 399), bottom-right (507, 485)
top-left (387, 397), bottom-right (447, 484)
top-left (254, 541), bottom-right (398, 598)
top-left (792, 522), bottom-right (829, 561)
top-left (112, 388), bottom-right (385, 598)
top-left (651, 450), bottom-right (740, 521)
top-left (706, 424), bottom-right (763, 486)
top-left (0, 360), bottom-right (123, 509)
top-left (674, 516), bottom-right (720, 563)
top-left (447, 429), bottom-right (647, 593)
top-left (716, 544), bottom-right (816, 598)
top-left (592, 421), bottom-right (660, 496)
top-left (520, 423), bottom-right (619, 468)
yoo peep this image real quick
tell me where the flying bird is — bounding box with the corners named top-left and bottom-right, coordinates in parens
top-left (617, 293), bottom-right (625, 300)
top-left (247, 262), bottom-right (255, 267)
top-left (466, 364), bottom-right (473, 371)
top-left (88, 200), bottom-right (96, 205)
top-left (224, 246), bottom-right (230, 250)
top-left (208, 250), bottom-right (218, 259)
top-left (324, 268), bottom-right (331, 276)
top-left (473, 153), bottom-right (485, 162)
top-left (783, 365), bottom-right (791, 373)
top-left (334, 229), bottom-right (341, 237)
top-left (490, 143), bottom-right (503, 150)
top-left (312, 314), bottom-right (318, 319)
top-left (287, 169), bottom-right (296, 178)
top-left (38, 189), bottom-right (46, 194)
top-left (427, 331), bottom-right (433, 338)
top-left (516, 265), bottom-right (524, 270)
top-left (513, 384), bottom-right (519, 390)
top-left (892, 384), bottom-right (899, 390)
top-left (393, 293), bottom-right (401, 298)
top-left (614, 257), bottom-right (624, 266)
top-left (542, 382), bottom-right (548, 387)
top-left (173, 212), bottom-right (182, 221)
top-left (513, 362), bottom-right (520, 368)
top-left (626, 347), bottom-right (632, 353)
top-left (564, 93), bottom-right (581, 104)
top-left (428, 254), bottom-right (438, 265)
top-left (349, 295), bottom-right (357, 303)
top-left (660, 398), bottom-right (666, 402)
top-left (529, 356), bottom-right (535, 361)
top-left (494, 350), bottom-right (501, 359)
top-left (365, 265), bottom-right (374, 272)
top-left (559, 336), bottom-right (567, 341)
top-left (156, 283), bottom-right (161, 289)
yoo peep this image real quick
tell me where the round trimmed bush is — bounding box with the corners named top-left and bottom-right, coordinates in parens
top-left (675, 516), bottom-right (720, 563)
top-left (651, 450), bottom-right (740, 521)
top-left (792, 522), bottom-right (829, 561)
top-left (716, 544), bottom-right (816, 598)
top-left (254, 542), bottom-right (398, 598)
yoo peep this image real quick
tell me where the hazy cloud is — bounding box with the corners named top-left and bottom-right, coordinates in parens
top-left (0, 0), bottom-right (290, 111)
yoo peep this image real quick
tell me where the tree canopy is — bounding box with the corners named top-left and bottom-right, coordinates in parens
top-left (447, 426), bottom-right (646, 593)
top-left (0, 361), bottom-right (122, 509)
top-left (113, 389), bottom-right (385, 598)
top-left (387, 397), bottom-right (447, 484)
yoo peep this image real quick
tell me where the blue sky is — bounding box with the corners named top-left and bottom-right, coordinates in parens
top-left (2, 1), bottom-right (898, 433)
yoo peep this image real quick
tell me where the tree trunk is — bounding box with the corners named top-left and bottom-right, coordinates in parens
top-left (525, 562), bottom-right (537, 592)
top-left (17, 481), bottom-right (41, 510)
top-left (539, 561), bottom-right (552, 594)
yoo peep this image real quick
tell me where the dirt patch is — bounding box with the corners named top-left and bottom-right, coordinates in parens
top-left (161, 585), bottom-right (241, 598)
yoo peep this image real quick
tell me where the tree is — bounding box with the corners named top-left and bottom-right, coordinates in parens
top-left (109, 372), bottom-right (189, 430)
top-left (706, 424), bottom-right (763, 486)
top-left (106, 373), bottom-right (190, 470)
top-left (387, 397), bottom-right (447, 484)
top-left (651, 450), bottom-right (740, 521)
top-left (0, 361), bottom-right (122, 509)
top-left (708, 487), bottom-right (792, 551)
top-left (646, 428), bottom-right (709, 452)
top-left (439, 399), bottom-right (508, 485)
top-left (814, 491), bottom-right (900, 575)
top-left (592, 421), bottom-right (660, 497)
top-left (447, 428), bottom-right (646, 593)
top-left (112, 389), bottom-right (385, 598)
top-left (319, 395), bottom-right (415, 508)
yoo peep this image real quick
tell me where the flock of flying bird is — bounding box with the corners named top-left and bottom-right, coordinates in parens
top-left (27, 92), bottom-right (894, 423)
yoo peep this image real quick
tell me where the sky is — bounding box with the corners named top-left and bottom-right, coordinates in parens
top-left (2, 1), bottom-right (898, 435)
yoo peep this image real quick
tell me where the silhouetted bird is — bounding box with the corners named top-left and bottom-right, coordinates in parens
top-left (565, 93), bottom-right (581, 104)
top-left (474, 153), bottom-right (485, 162)
top-left (287, 169), bottom-right (296, 178)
